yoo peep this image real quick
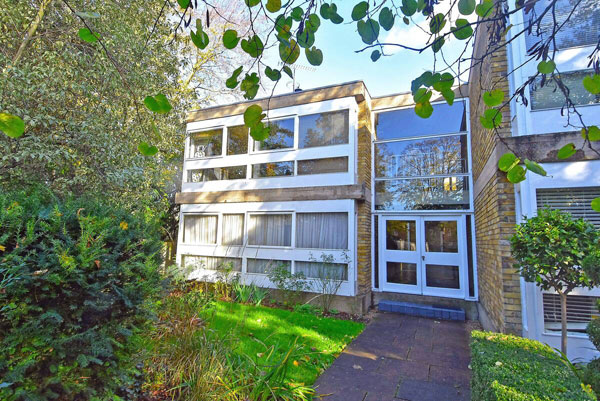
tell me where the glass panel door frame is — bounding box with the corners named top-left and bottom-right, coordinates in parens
top-left (378, 215), bottom-right (467, 299)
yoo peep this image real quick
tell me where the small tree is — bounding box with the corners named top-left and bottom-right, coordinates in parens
top-left (511, 208), bottom-right (600, 355)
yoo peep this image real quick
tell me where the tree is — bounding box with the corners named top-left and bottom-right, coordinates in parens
top-left (510, 208), bottom-right (600, 354)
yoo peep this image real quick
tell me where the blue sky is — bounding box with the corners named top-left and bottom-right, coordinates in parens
top-left (263, 2), bottom-right (474, 97)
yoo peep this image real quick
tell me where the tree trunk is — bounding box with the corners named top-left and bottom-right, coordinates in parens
top-left (560, 291), bottom-right (568, 355)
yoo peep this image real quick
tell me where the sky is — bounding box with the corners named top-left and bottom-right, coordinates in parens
top-left (260, 2), bottom-right (475, 98)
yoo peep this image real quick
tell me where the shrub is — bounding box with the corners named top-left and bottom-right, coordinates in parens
top-left (583, 358), bottom-right (600, 398)
top-left (470, 331), bottom-right (596, 401)
top-left (0, 188), bottom-right (165, 400)
top-left (307, 252), bottom-right (349, 313)
top-left (267, 262), bottom-right (309, 306)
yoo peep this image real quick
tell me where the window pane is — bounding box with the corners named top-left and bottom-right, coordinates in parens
top-left (375, 135), bottom-right (468, 178)
top-left (531, 71), bottom-right (600, 110)
top-left (222, 214), bottom-right (244, 246)
top-left (295, 261), bottom-right (348, 280)
top-left (387, 262), bottom-right (417, 285)
top-left (386, 220), bottom-right (416, 251)
top-left (182, 255), bottom-right (241, 271)
top-left (425, 221), bottom-right (458, 253)
top-left (183, 215), bottom-right (217, 244)
top-left (525, 0), bottom-right (599, 50)
top-left (252, 161), bottom-right (294, 178)
top-left (297, 157), bottom-right (349, 175)
top-left (189, 129), bottom-right (222, 158)
top-left (227, 125), bottom-right (248, 155)
top-left (254, 118), bottom-right (294, 151)
top-left (426, 264), bottom-right (460, 289)
top-left (375, 177), bottom-right (470, 211)
top-left (375, 101), bottom-right (466, 140)
top-left (188, 166), bottom-right (246, 182)
top-left (299, 110), bottom-right (349, 148)
top-left (543, 293), bottom-right (600, 333)
top-left (248, 214), bottom-right (292, 246)
top-left (247, 259), bottom-right (290, 274)
top-left (536, 186), bottom-right (600, 227)
top-left (296, 213), bottom-right (348, 249)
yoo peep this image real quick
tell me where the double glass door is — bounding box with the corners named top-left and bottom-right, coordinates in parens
top-left (379, 215), bottom-right (467, 298)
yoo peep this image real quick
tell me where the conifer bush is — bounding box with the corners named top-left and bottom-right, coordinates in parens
top-left (0, 188), bottom-right (165, 400)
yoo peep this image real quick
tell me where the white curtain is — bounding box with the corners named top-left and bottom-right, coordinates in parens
top-left (247, 259), bottom-right (290, 274)
top-left (183, 255), bottom-right (241, 271)
top-left (248, 214), bottom-right (292, 246)
top-left (183, 215), bottom-right (217, 244)
top-left (295, 261), bottom-right (348, 280)
top-left (296, 213), bottom-right (348, 249)
top-left (222, 214), bottom-right (244, 245)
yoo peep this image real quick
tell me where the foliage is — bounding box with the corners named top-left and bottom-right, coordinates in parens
top-left (233, 281), bottom-right (254, 303)
top-left (583, 359), bottom-right (600, 398)
top-left (470, 331), bottom-right (596, 401)
top-left (511, 208), bottom-right (600, 353)
top-left (267, 262), bottom-right (310, 306)
top-left (213, 262), bottom-right (240, 300)
top-left (307, 252), bottom-right (350, 313)
top-left (0, 188), bottom-right (166, 400)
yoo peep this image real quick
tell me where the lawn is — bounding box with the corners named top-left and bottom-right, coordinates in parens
top-left (203, 301), bottom-right (365, 386)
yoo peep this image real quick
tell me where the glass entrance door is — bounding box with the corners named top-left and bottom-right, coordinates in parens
top-left (379, 215), bottom-right (467, 298)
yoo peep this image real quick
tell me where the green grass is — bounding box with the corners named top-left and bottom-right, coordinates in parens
top-left (202, 301), bottom-right (365, 386)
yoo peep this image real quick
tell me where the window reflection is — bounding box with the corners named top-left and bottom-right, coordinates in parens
top-left (227, 125), bottom-right (248, 155)
top-left (189, 129), bottom-right (222, 158)
top-left (297, 157), bottom-right (348, 175)
top-left (386, 220), bottom-right (416, 251)
top-left (387, 262), bottom-right (417, 285)
top-left (299, 110), bottom-right (349, 148)
top-left (425, 221), bottom-right (458, 253)
top-left (254, 118), bottom-right (294, 151)
top-left (188, 166), bottom-right (246, 182)
top-left (252, 161), bottom-right (294, 178)
top-left (531, 71), bottom-right (600, 110)
top-left (375, 177), bottom-right (470, 211)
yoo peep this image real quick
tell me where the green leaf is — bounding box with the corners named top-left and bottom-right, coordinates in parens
top-left (483, 89), bottom-right (505, 107)
top-left (138, 142), bottom-right (158, 156)
top-left (296, 30), bottom-right (315, 48)
top-left (432, 37), bottom-right (445, 53)
top-left (282, 65), bottom-right (293, 79)
top-left (401, 0), bottom-right (418, 17)
top-left (352, 1), bottom-right (369, 21)
top-left (458, 0), bottom-right (476, 15)
top-left (357, 19), bottom-right (380, 45)
top-left (524, 159), bottom-right (546, 176)
top-left (226, 66), bottom-right (243, 89)
top-left (442, 89), bottom-right (455, 105)
top-left (78, 28), bottom-right (99, 43)
top-left (591, 197), bottom-right (600, 212)
top-left (250, 123), bottom-right (270, 141)
top-left (557, 143), bottom-right (576, 160)
top-left (245, 0), bottom-right (260, 7)
top-left (379, 7), bottom-right (395, 31)
top-left (507, 165), bottom-right (526, 183)
top-left (223, 30), bottom-right (240, 49)
top-left (583, 74), bottom-right (600, 95)
top-left (279, 39), bottom-right (300, 64)
top-left (413, 88), bottom-right (432, 104)
top-left (291, 7), bottom-right (304, 21)
top-left (265, 66), bottom-right (281, 81)
top-left (244, 104), bottom-right (265, 127)
top-left (330, 11), bottom-right (344, 24)
top-left (241, 35), bottom-right (264, 58)
top-left (240, 73), bottom-right (260, 100)
top-left (177, 0), bottom-right (190, 9)
top-left (0, 112), bottom-right (25, 138)
top-left (415, 101), bottom-right (433, 118)
top-left (433, 73), bottom-right (454, 92)
top-left (306, 14), bottom-right (321, 33)
top-left (190, 27), bottom-right (209, 50)
top-left (537, 60), bottom-right (555, 74)
top-left (275, 14), bottom-right (293, 36)
top-left (583, 125), bottom-right (600, 141)
top-left (305, 46), bottom-right (323, 66)
top-left (476, 0), bottom-right (494, 17)
top-left (498, 152), bottom-right (519, 172)
top-left (75, 11), bottom-right (100, 19)
top-left (429, 13), bottom-right (446, 34)
top-left (266, 0), bottom-right (281, 13)
top-left (320, 3), bottom-right (332, 19)
top-left (371, 50), bottom-right (381, 62)
top-left (480, 108), bottom-right (502, 129)
top-left (452, 19), bottom-right (473, 40)
top-left (144, 94), bottom-right (172, 114)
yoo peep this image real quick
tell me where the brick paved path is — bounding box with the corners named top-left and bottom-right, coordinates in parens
top-left (314, 313), bottom-right (471, 401)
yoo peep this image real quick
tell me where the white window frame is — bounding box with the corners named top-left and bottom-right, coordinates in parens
top-left (186, 126), bottom-right (225, 160)
top-left (181, 213), bottom-right (219, 245)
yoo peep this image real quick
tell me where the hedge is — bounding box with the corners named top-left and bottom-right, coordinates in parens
top-left (470, 331), bottom-right (596, 401)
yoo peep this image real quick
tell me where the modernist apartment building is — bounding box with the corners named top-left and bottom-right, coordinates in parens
top-left (176, 0), bottom-right (600, 361)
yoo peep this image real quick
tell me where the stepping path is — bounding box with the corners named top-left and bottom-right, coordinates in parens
top-left (314, 313), bottom-right (472, 401)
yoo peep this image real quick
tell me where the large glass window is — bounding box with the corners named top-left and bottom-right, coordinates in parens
top-left (299, 110), bottom-right (349, 148)
top-left (252, 161), bottom-right (294, 178)
top-left (297, 157), bottom-right (348, 175)
top-left (530, 71), bottom-right (600, 110)
top-left (375, 177), bottom-right (470, 211)
top-left (189, 129), bottom-right (222, 158)
top-left (182, 255), bottom-right (241, 271)
top-left (187, 166), bottom-right (246, 182)
top-left (295, 261), bottom-right (348, 281)
top-left (525, 0), bottom-right (599, 50)
top-left (227, 125), bottom-right (248, 155)
top-left (247, 259), bottom-right (291, 274)
top-left (254, 118), bottom-right (295, 151)
top-left (248, 214), bottom-right (292, 247)
top-left (536, 186), bottom-right (600, 227)
top-left (222, 214), bottom-right (244, 246)
top-left (183, 215), bottom-right (218, 244)
top-left (296, 212), bottom-right (348, 249)
top-left (386, 220), bottom-right (416, 251)
top-left (375, 101), bottom-right (466, 140)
